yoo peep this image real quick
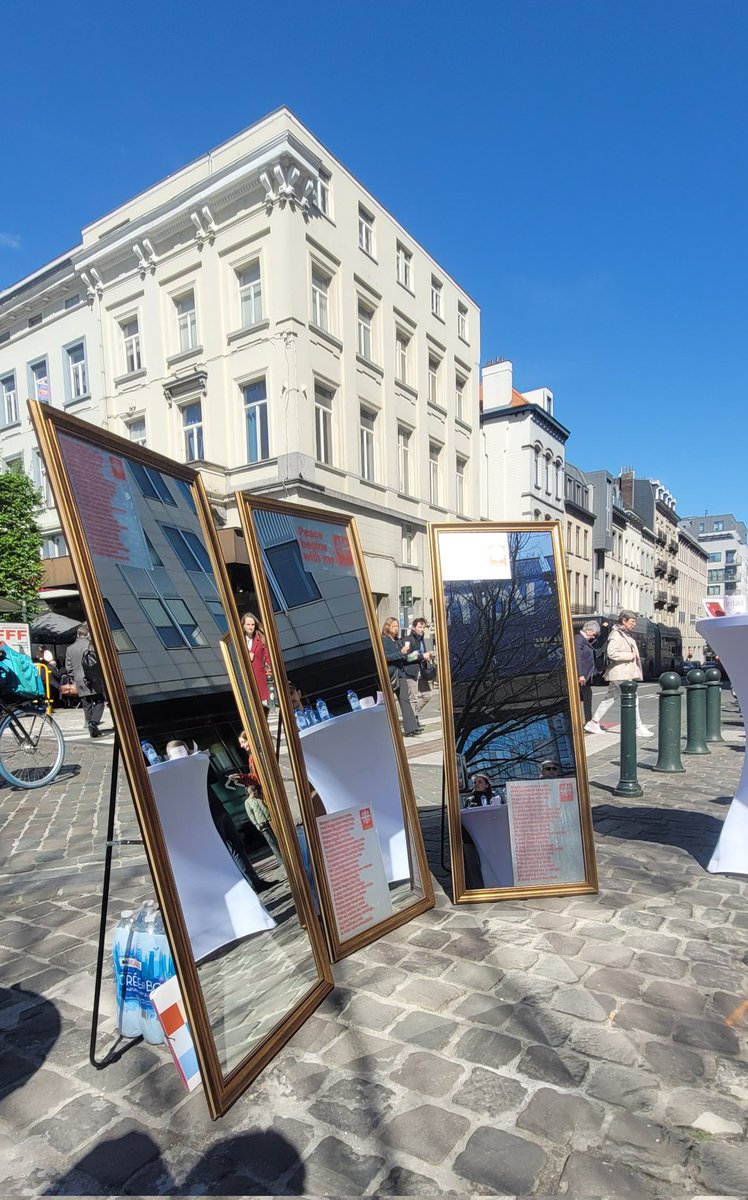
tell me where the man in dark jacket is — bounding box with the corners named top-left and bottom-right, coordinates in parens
top-left (65, 623), bottom-right (106, 738)
top-left (574, 620), bottom-right (599, 726)
top-left (401, 617), bottom-right (434, 727)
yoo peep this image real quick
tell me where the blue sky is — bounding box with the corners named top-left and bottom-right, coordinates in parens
top-left (2, 0), bottom-right (746, 520)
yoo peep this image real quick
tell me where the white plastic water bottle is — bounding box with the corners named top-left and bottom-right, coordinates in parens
top-left (141, 741), bottom-right (161, 766)
top-left (303, 704), bottom-right (319, 726)
top-left (120, 906), bottom-right (148, 1037)
top-left (347, 689), bottom-right (361, 711)
top-left (295, 709), bottom-right (308, 730)
top-left (112, 909), bottom-right (134, 1029)
top-left (140, 910), bottom-right (174, 1044)
top-left (315, 698), bottom-right (330, 721)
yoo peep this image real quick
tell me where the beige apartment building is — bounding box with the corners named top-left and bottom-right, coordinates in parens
top-left (563, 463), bottom-right (595, 613)
top-left (677, 529), bottom-right (709, 659)
top-left (0, 108), bottom-right (481, 624)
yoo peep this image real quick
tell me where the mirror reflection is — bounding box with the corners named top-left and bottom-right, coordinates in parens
top-left (437, 527), bottom-right (591, 895)
top-left (244, 501), bottom-right (426, 945)
top-left (55, 431), bottom-right (325, 1075)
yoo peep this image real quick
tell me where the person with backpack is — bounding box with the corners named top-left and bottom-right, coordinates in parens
top-left (65, 623), bottom-right (106, 738)
top-left (585, 610), bottom-right (653, 738)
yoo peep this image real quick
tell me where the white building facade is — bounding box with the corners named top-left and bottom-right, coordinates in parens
top-left (0, 108), bottom-right (481, 625)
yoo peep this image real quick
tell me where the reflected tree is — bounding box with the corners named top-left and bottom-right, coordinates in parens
top-left (444, 532), bottom-right (573, 781)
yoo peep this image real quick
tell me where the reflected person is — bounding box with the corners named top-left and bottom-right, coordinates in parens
top-left (401, 617), bottom-right (434, 728)
top-left (463, 773), bottom-right (494, 807)
top-left (65, 622), bottom-right (106, 739)
top-left (242, 612), bottom-right (272, 713)
top-left (228, 730), bottom-right (284, 868)
top-left (585, 610), bottom-right (653, 739)
top-left (381, 617), bottom-right (419, 738)
top-left (539, 760), bottom-right (561, 779)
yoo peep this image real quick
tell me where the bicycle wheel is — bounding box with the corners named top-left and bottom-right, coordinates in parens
top-left (0, 707), bottom-right (66, 789)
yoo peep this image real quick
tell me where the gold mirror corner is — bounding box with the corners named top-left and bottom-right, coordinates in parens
top-left (428, 519), bottom-right (599, 905)
top-left (28, 400), bottom-right (333, 1118)
top-left (234, 491), bottom-right (434, 961)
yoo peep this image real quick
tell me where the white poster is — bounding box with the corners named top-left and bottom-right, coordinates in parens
top-left (438, 530), bottom-right (512, 582)
top-left (316, 805), bottom-right (393, 940)
top-left (506, 777), bottom-right (585, 886)
top-left (0, 623), bottom-right (31, 657)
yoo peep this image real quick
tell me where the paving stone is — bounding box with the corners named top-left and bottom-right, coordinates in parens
top-left (615, 1002), bottom-right (675, 1037)
top-left (310, 1075), bottom-right (396, 1137)
top-left (451, 1065), bottom-right (527, 1117)
top-left (706, 990), bottom-right (745, 1021)
top-left (567, 1022), bottom-right (640, 1065)
top-left (452, 992), bottom-right (513, 1028)
top-left (666, 1088), bottom-right (747, 1132)
top-left (673, 1015), bottom-right (741, 1056)
top-left (454, 1126), bottom-right (545, 1196)
top-left (446, 932), bottom-right (495, 961)
top-left (698, 1143), bottom-right (748, 1195)
top-left (586, 1064), bottom-right (659, 1111)
top-left (494, 970), bottom-right (557, 1006)
top-left (28, 1094), bottom-right (120, 1154)
top-left (376, 1165), bottom-right (446, 1195)
top-left (685, 939), bottom-right (737, 965)
top-left (517, 1086), bottom-right (604, 1143)
top-left (288, 1134), bottom-right (385, 1196)
top-left (388, 1050), bottom-right (463, 1097)
top-left (396, 953), bottom-right (454, 979)
top-left (486, 943), bottom-right (539, 972)
top-left (502, 1002), bottom-right (571, 1048)
top-left (340, 993), bottom-right (404, 1033)
top-left (453, 1026), bottom-right (522, 1069)
top-left (396, 977), bottom-right (461, 1012)
top-left (517, 1043), bottom-right (588, 1087)
top-left (623, 928), bottom-right (680, 953)
top-left (715, 1058), bottom-right (748, 1104)
top-left (641, 979), bottom-right (707, 1016)
top-left (537, 931), bottom-right (585, 956)
top-left (443, 959), bottom-right (503, 992)
top-left (61, 1118), bottom-right (170, 1191)
top-left (0, 1067), bottom-right (84, 1128)
top-left (643, 1040), bottom-right (705, 1084)
top-left (532, 951), bottom-right (587, 983)
top-left (408, 927), bottom-right (452, 950)
top-left (286, 1013), bottom-right (343, 1055)
top-left (560, 1150), bottom-right (659, 1199)
top-left (605, 1110), bottom-right (691, 1171)
top-left (578, 941), bottom-right (636, 969)
top-left (389, 1010), bottom-right (457, 1052)
top-left (632, 951), bottom-right (689, 979)
top-left (692, 1111), bottom-right (742, 1136)
top-left (583, 966), bottom-right (645, 999)
top-left (551, 987), bottom-right (614, 1022)
top-left (381, 1103), bottom-right (470, 1165)
top-left (691, 960), bottom-right (748, 991)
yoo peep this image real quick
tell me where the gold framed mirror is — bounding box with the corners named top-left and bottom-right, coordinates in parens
top-left (29, 402), bottom-right (333, 1118)
top-left (429, 521), bottom-right (599, 903)
top-left (236, 493), bottom-right (435, 960)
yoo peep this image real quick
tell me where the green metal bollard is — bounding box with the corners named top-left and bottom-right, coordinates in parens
top-left (654, 672), bottom-right (685, 773)
top-left (613, 680), bottom-right (644, 797)
top-left (705, 667), bottom-right (725, 743)
top-left (684, 668), bottom-right (710, 755)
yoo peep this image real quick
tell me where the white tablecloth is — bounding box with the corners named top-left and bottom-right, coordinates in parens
top-left (696, 615), bottom-right (748, 875)
top-left (299, 706), bottom-right (408, 881)
top-left (148, 753), bottom-right (276, 961)
top-left (460, 804), bottom-right (514, 888)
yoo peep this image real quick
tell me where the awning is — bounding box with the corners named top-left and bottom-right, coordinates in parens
top-left (38, 588), bottom-right (80, 601)
top-left (30, 612), bottom-right (82, 644)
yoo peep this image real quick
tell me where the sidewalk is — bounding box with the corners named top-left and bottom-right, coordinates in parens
top-left (0, 690), bottom-right (746, 1197)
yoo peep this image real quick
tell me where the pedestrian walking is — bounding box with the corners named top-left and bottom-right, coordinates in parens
top-left (574, 619), bottom-right (599, 726)
top-left (381, 617), bottom-right (420, 737)
top-left (65, 623), bottom-right (106, 738)
top-left (585, 610), bottom-right (653, 738)
top-left (242, 612), bottom-right (272, 712)
top-left (401, 617), bottom-right (434, 728)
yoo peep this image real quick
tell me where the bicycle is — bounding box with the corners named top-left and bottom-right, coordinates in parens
top-left (0, 693), bottom-right (66, 789)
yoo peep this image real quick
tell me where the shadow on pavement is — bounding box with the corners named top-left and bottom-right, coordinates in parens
top-left (0, 985), bottom-right (62, 1096)
top-left (592, 802), bottom-right (723, 868)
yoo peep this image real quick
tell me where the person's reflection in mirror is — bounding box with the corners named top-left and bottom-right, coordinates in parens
top-left (463, 773), bottom-right (494, 808)
top-left (65, 622), bottom-right (107, 738)
top-left (241, 612), bottom-right (272, 715)
top-left (164, 738), bottom-right (273, 894)
top-left (286, 680), bottom-right (327, 819)
top-left (227, 731), bottom-right (284, 868)
top-left (539, 759), bottom-right (562, 779)
top-left (401, 617), bottom-right (434, 731)
top-left (381, 617), bottom-right (419, 738)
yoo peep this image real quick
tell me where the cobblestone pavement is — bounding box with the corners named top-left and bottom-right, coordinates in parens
top-left (1, 688), bottom-right (746, 1198)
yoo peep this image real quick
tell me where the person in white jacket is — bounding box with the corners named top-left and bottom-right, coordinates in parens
top-left (585, 611), bottom-right (653, 738)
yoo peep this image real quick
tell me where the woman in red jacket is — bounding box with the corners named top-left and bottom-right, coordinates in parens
top-left (242, 611), bottom-right (272, 710)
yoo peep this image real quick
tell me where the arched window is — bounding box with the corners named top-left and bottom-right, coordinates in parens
top-left (544, 453), bottom-right (551, 493)
top-left (533, 445), bottom-right (542, 489)
top-left (555, 459), bottom-right (563, 500)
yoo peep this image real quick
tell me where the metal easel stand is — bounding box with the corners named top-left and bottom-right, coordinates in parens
top-left (89, 735), bottom-right (144, 1069)
top-left (439, 765), bottom-right (450, 873)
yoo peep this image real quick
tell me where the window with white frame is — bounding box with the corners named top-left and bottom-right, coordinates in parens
top-left (243, 378), bottom-right (269, 463)
top-left (67, 343), bottom-right (88, 399)
top-left (357, 300), bottom-right (374, 360)
top-left (4, 455), bottom-right (23, 474)
top-left (397, 425), bottom-right (411, 494)
top-left (121, 318), bottom-right (142, 374)
top-left (359, 407), bottom-right (376, 482)
top-left (238, 260), bottom-right (263, 327)
top-left (41, 533), bottom-right (67, 559)
top-left (555, 459), bottom-right (563, 501)
top-left (175, 292), bottom-right (197, 352)
top-left (396, 242), bottom-right (412, 289)
top-left (311, 266), bottom-right (331, 331)
top-left (358, 206), bottom-right (375, 256)
top-left (314, 381), bottom-right (334, 465)
top-left (544, 453), bottom-right (552, 493)
top-left (429, 441), bottom-right (441, 505)
top-left (430, 276), bottom-right (443, 318)
top-left (395, 331), bottom-right (410, 383)
top-left (31, 360), bottom-right (50, 403)
top-left (427, 355), bottom-right (441, 405)
top-left (1, 374), bottom-right (18, 424)
top-left (458, 301), bottom-right (468, 340)
top-left (314, 169), bottom-right (331, 216)
top-left (182, 400), bottom-right (204, 462)
top-left (127, 416), bottom-right (147, 446)
top-left (456, 456), bottom-right (467, 514)
top-left (533, 446), bottom-right (541, 488)
top-left (455, 373), bottom-right (466, 421)
top-left (402, 523), bottom-right (415, 565)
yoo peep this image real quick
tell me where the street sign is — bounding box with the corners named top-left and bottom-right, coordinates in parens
top-left (0, 622), bottom-right (32, 657)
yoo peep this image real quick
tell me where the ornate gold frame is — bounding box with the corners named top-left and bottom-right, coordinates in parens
top-left (235, 492), bottom-right (435, 960)
top-left (29, 401), bottom-right (333, 1118)
top-left (428, 520), bottom-right (599, 903)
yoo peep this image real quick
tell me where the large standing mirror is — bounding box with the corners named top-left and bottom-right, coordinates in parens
top-left (29, 402), bottom-right (333, 1118)
top-left (236, 494), bottom-right (434, 960)
top-left (429, 522), bottom-right (598, 903)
